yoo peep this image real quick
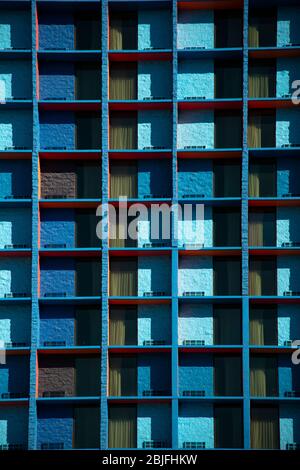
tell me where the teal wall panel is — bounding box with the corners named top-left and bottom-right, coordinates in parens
top-left (177, 59), bottom-right (214, 100)
top-left (0, 208), bottom-right (31, 248)
top-left (178, 303), bottom-right (213, 345)
top-left (277, 7), bottom-right (300, 47)
top-left (178, 402), bottom-right (214, 449)
top-left (177, 10), bottom-right (214, 49)
top-left (177, 110), bottom-right (214, 149)
top-left (178, 256), bottom-right (213, 296)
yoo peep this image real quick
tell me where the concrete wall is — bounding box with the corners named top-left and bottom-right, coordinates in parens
top-left (138, 10), bottom-right (172, 50)
top-left (0, 305), bottom-right (31, 345)
top-left (178, 204), bottom-right (207, 247)
top-left (40, 258), bottom-right (75, 297)
top-left (0, 10), bottom-right (31, 49)
top-left (277, 157), bottom-right (300, 197)
top-left (179, 353), bottom-right (213, 396)
top-left (280, 405), bottom-right (300, 449)
top-left (278, 304), bottom-right (300, 346)
top-left (0, 258), bottom-right (31, 297)
top-left (138, 256), bottom-right (171, 295)
top-left (37, 405), bottom-right (74, 450)
top-left (276, 109), bottom-right (300, 147)
top-left (137, 403), bottom-right (171, 448)
top-left (0, 407), bottom-right (28, 447)
top-left (0, 60), bottom-right (31, 99)
top-left (0, 160), bottom-right (31, 198)
top-left (178, 159), bottom-right (213, 197)
top-left (276, 58), bottom-right (299, 98)
top-left (39, 62), bottom-right (75, 100)
top-left (177, 10), bottom-right (214, 49)
top-left (277, 256), bottom-right (300, 295)
top-left (277, 207), bottom-right (300, 246)
top-left (178, 402), bottom-right (214, 449)
top-left (0, 208), bottom-right (31, 248)
top-left (178, 303), bottom-right (213, 346)
top-left (39, 111), bottom-right (75, 150)
top-left (137, 159), bottom-right (171, 198)
top-left (137, 354), bottom-right (171, 395)
top-left (40, 161), bottom-right (77, 198)
top-left (38, 12), bottom-right (75, 50)
top-left (277, 7), bottom-right (300, 47)
top-left (177, 60), bottom-right (214, 100)
top-left (177, 110), bottom-right (214, 149)
top-left (0, 356), bottom-right (29, 395)
top-left (137, 304), bottom-right (171, 345)
top-left (138, 110), bottom-right (172, 149)
top-left (38, 356), bottom-right (76, 397)
top-left (278, 356), bottom-right (300, 397)
top-left (40, 209), bottom-right (75, 248)
top-left (40, 305), bottom-right (75, 347)
top-left (138, 61), bottom-right (172, 100)
top-left (178, 256), bottom-right (213, 296)
top-left (0, 110), bottom-right (32, 150)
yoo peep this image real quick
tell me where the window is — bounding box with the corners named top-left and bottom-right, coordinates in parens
top-left (110, 161), bottom-right (137, 198)
top-left (250, 306), bottom-right (278, 345)
top-left (75, 307), bottom-right (101, 346)
top-left (109, 12), bottom-right (137, 50)
top-left (110, 111), bottom-right (137, 150)
top-left (214, 406), bottom-right (243, 448)
top-left (76, 112), bottom-right (101, 149)
top-left (249, 159), bottom-right (276, 197)
top-left (74, 406), bottom-right (100, 449)
top-left (251, 407), bottom-right (279, 449)
top-left (75, 63), bottom-right (101, 100)
top-left (215, 10), bottom-right (243, 48)
top-left (214, 305), bottom-right (242, 345)
top-left (248, 111), bottom-right (276, 148)
top-left (249, 60), bottom-right (276, 98)
top-left (215, 111), bottom-right (242, 148)
top-left (75, 12), bottom-right (101, 50)
top-left (76, 162), bottom-right (102, 199)
top-left (110, 258), bottom-right (137, 296)
top-left (76, 260), bottom-right (101, 296)
top-left (110, 63), bottom-right (137, 100)
top-left (213, 160), bottom-right (241, 197)
top-left (109, 307), bottom-right (137, 345)
top-left (249, 209), bottom-right (276, 247)
top-left (250, 356), bottom-right (278, 397)
top-left (109, 405), bottom-right (137, 448)
top-left (213, 208), bottom-right (241, 247)
top-left (214, 356), bottom-right (242, 396)
top-left (215, 60), bottom-right (242, 98)
top-left (214, 258), bottom-right (241, 296)
top-left (249, 258), bottom-right (277, 296)
top-left (249, 10), bottom-right (277, 48)
top-left (75, 209), bottom-right (99, 247)
top-left (109, 356), bottom-right (137, 396)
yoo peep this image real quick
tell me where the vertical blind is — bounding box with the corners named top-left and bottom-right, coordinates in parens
top-left (214, 406), bottom-right (243, 448)
top-left (214, 11), bottom-right (243, 48)
top-left (250, 306), bottom-right (278, 345)
top-left (75, 63), bottom-right (101, 100)
top-left (249, 258), bottom-right (276, 296)
top-left (110, 63), bottom-right (137, 100)
top-left (109, 307), bottom-right (137, 345)
top-left (248, 209), bottom-right (276, 247)
top-left (75, 13), bottom-right (101, 50)
top-left (76, 162), bottom-right (102, 199)
top-left (214, 258), bottom-right (241, 296)
top-left (215, 60), bottom-right (243, 98)
top-left (213, 160), bottom-right (241, 197)
top-left (249, 159), bottom-right (276, 197)
top-left (214, 305), bottom-right (242, 345)
top-left (109, 13), bottom-right (137, 50)
top-left (110, 112), bottom-right (137, 150)
top-left (249, 60), bottom-right (276, 98)
top-left (250, 356), bottom-right (278, 397)
top-left (74, 406), bottom-right (100, 449)
top-left (214, 356), bottom-right (242, 396)
top-left (76, 112), bottom-right (101, 149)
top-left (109, 356), bottom-right (137, 396)
top-left (76, 260), bottom-right (101, 296)
top-left (110, 258), bottom-right (137, 296)
top-left (110, 161), bottom-right (137, 198)
top-left (108, 406), bottom-right (137, 448)
top-left (251, 407), bottom-right (279, 449)
top-left (215, 111), bottom-right (242, 149)
top-left (213, 208), bottom-right (241, 247)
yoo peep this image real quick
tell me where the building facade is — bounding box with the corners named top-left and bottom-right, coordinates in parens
top-left (0, 0), bottom-right (299, 451)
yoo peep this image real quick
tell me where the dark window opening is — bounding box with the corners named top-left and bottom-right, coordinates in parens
top-left (249, 257), bottom-right (277, 296)
top-left (248, 111), bottom-right (276, 148)
top-left (74, 406), bottom-right (100, 449)
top-left (215, 60), bottom-right (243, 98)
top-left (213, 207), bottom-right (241, 247)
top-left (76, 112), bottom-right (101, 149)
top-left (109, 12), bottom-right (138, 50)
top-left (214, 405), bottom-right (243, 448)
top-left (215, 111), bottom-right (242, 149)
top-left (75, 12), bottom-right (101, 50)
top-left (250, 355), bottom-right (278, 397)
top-left (249, 208), bottom-right (276, 247)
top-left (110, 111), bottom-right (137, 150)
top-left (215, 10), bottom-right (243, 48)
top-left (249, 159), bottom-right (277, 197)
top-left (250, 305), bottom-right (278, 346)
top-left (251, 406), bottom-right (279, 449)
top-left (214, 257), bottom-right (241, 296)
top-left (213, 160), bottom-right (241, 197)
top-left (110, 307), bottom-right (137, 345)
top-left (75, 63), bottom-right (101, 100)
top-left (249, 10), bottom-right (277, 48)
top-left (109, 356), bottom-right (137, 396)
top-left (76, 259), bottom-right (101, 296)
top-left (214, 305), bottom-right (242, 345)
top-left (214, 355), bottom-right (242, 396)
top-left (75, 307), bottom-right (101, 346)
top-left (249, 60), bottom-right (276, 98)
top-left (110, 62), bottom-right (137, 100)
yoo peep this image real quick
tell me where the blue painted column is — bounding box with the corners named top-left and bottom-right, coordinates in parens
top-left (28, 0), bottom-right (39, 450)
top-left (242, 0), bottom-right (250, 450)
top-left (100, 0), bottom-right (109, 450)
top-left (171, 0), bottom-right (179, 450)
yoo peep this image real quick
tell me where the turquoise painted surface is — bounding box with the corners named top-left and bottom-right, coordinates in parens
top-left (138, 110), bottom-right (172, 149)
top-left (0, 10), bottom-right (31, 49)
top-left (138, 61), bottom-right (172, 100)
top-left (0, 110), bottom-right (32, 150)
top-left (277, 157), bottom-right (300, 196)
top-left (277, 256), bottom-right (300, 296)
top-left (0, 60), bottom-right (31, 99)
top-left (177, 60), bottom-right (214, 100)
top-left (0, 305), bottom-right (31, 345)
top-left (137, 304), bottom-right (171, 345)
top-left (276, 58), bottom-right (299, 98)
top-left (138, 256), bottom-right (171, 295)
top-left (277, 207), bottom-right (300, 246)
top-left (278, 356), bottom-right (300, 397)
top-left (37, 405), bottom-right (74, 450)
top-left (137, 159), bottom-right (172, 198)
top-left (278, 304), bottom-right (300, 346)
top-left (0, 208), bottom-right (31, 248)
top-left (178, 402), bottom-right (214, 449)
top-left (178, 256), bottom-right (213, 296)
top-left (138, 10), bottom-right (172, 50)
top-left (178, 303), bottom-right (213, 345)
top-left (0, 407), bottom-right (28, 446)
top-left (179, 354), bottom-right (214, 396)
top-left (177, 110), bottom-right (214, 149)
top-left (138, 355), bottom-right (171, 396)
top-left (177, 10), bottom-right (214, 49)
top-left (280, 405), bottom-right (300, 449)
top-left (0, 160), bottom-right (31, 198)
top-left (137, 403), bottom-right (171, 448)
top-left (277, 7), bottom-right (300, 47)
top-left (178, 158), bottom-right (213, 198)
top-left (177, 204), bottom-right (206, 247)
top-left (0, 258), bottom-right (31, 297)
top-left (276, 109), bottom-right (300, 147)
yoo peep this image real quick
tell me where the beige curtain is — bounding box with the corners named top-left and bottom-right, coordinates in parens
top-left (110, 260), bottom-right (137, 296)
top-left (249, 260), bottom-right (262, 295)
top-left (249, 212), bottom-right (264, 246)
top-left (108, 406), bottom-right (136, 448)
top-left (248, 114), bottom-right (262, 148)
top-left (249, 73), bottom-right (270, 98)
top-left (110, 19), bottom-right (123, 50)
top-left (249, 170), bottom-right (260, 197)
top-left (110, 64), bottom-right (137, 100)
top-left (109, 358), bottom-right (122, 396)
top-left (248, 25), bottom-right (259, 47)
top-left (251, 362), bottom-right (267, 397)
top-left (251, 408), bottom-right (279, 449)
top-left (110, 310), bottom-right (126, 345)
top-left (250, 310), bottom-right (265, 345)
top-left (109, 14), bottom-right (137, 50)
top-left (110, 163), bottom-right (137, 198)
top-left (110, 113), bottom-right (137, 150)
top-left (109, 357), bottom-right (137, 396)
